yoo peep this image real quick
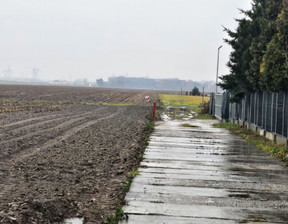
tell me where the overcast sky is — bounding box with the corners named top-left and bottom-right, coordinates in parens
top-left (0, 0), bottom-right (252, 82)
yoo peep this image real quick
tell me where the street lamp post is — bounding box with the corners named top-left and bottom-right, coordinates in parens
top-left (216, 45), bottom-right (222, 94)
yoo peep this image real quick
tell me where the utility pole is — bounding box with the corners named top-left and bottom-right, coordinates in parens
top-left (216, 45), bottom-right (222, 94)
top-left (202, 87), bottom-right (204, 105)
top-left (4, 66), bottom-right (12, 79)
top-left (33, 68), bottom-right (39, 81)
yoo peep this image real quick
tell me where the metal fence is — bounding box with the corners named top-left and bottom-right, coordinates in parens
top-left (211, 91), bottom-right (288, 138)
top-left (214, 92), bottom-right (230, 121)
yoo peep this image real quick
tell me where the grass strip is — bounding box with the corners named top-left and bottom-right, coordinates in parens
top-left (194, 114), bottom-right (213, 119)
top-left (159, 94), bottom-right (209, 107)
top-left (213, 122), bottom-right (288, 165)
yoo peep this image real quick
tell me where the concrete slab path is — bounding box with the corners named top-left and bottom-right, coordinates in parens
top-left (120, 119), bottom-right (288, 224)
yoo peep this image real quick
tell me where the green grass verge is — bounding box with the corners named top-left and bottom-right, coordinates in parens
top-left (192, 107), bottom-right (203, 114)
top-left (145, 121), bottom-right (155, 131)
top-left (104, 206), bottom-right (126, 224)
top-left (194, 114), bottom-right (213, 119)
top-left (213, 122), bottom-right (288, 165)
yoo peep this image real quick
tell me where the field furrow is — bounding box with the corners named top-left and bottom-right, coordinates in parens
top-left (0, 85), bottom-right (161, 223)
top-left (1, 114), bottom-right (60, 128)
top-left (0, 107), bottom-right (112, 159)
top-left (4, 108), bottom-right (120, 163)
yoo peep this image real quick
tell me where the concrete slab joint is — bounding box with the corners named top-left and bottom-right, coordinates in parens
top-left (120, 119), bottom-right (288, 224)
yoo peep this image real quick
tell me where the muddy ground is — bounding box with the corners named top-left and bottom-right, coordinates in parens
top-left (0, 85), bottom-right (161, 223)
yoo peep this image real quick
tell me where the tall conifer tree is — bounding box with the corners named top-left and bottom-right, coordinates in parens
top-left (248, 0), bottom-right (282, 91)
top-left (219, 11), bottom-right (255, 101)
top-left (260, 0), bottom-right (288, 91)
top-left (219, 0), bottom-right (285, 99)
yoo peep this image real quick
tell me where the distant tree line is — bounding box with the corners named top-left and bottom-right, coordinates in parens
top-left (219, 0), bottom-right (288, 102)
top-left (96, 76), bottom-right (216, 92)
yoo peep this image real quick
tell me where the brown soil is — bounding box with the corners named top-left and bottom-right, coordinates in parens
top-left (0, 85), bottom-right (160, 223)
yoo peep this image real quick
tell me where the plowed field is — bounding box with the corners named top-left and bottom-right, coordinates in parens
top-left (0, 85), bottom-right (160, 223)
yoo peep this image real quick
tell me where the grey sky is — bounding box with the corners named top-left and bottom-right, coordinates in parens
top-left (0, 0), bottom-right (252, 82)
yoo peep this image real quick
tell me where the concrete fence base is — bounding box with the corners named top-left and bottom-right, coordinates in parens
top-left (225, 119), bottom-right (288, 146)
top-left (275, 135), bottom-right (288, 146)
top-left (257, 128), bottom-right (266, 137)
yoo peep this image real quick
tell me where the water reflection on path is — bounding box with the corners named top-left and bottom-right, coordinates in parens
top-left (120, 119), bottom-right (288, 223)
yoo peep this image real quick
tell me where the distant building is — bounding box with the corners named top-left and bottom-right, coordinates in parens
top-left (97, 76), bottom-right (216, 92)
top-left (50, 80), bottom-right (70, 85)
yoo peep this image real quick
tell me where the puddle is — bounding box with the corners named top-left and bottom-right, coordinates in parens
top-left (64, 218), bottom-right (84, 224)
top-left (161, 106), bottom-right (196, 120)
top-left (181, 123), bottom-right (199, 128)
top-left (161, 113), bottom-right (171, 121)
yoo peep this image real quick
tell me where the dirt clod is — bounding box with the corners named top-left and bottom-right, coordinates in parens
top-left (0, 85), bottom-right (158, 223)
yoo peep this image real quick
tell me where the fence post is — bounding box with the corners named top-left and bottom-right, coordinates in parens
top-left (242, 98), bottom-right (245, 121)
top-left (275, 93), bottom-right (278, 135)
top-left (249, 94), bottom-right (252, 126)
top-left (265, 92), bottom-right (268, 130)
top-left (222, 92), bottom-right (230, 121)
top-left (153, 101), bottom-right (156, 119)
top-left (282, 92), bottom-right (285, 136)
top-left (255, 93), bottom-right (258, 126)
top-left (287, 91), bottom-right (288, 138)
top-left (271, 93), bottom-right (274, 133)
top-left (262, 92), bottom-right (265, 129)
top-left (209, 93), bottom-right (215, 116)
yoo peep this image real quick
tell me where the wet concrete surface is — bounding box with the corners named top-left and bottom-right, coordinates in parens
top-left (120, 119), bottom-right (288, 224)
top-left (64, 217), bottom-right (84, 224)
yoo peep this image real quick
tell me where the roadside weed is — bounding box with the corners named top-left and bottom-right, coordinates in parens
top-left (104, 206), bottom-right (127, 224)
top-left (195, 114), bottom-right (213, 119)
top-left (145, 121), bottom-right (155, 131)
top-left (122, 180), bottom-right (132, 192)
top-left (128, 169), bottom-right (139, 178)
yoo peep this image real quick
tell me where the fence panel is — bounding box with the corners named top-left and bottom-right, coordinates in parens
top-left (236, 102), bottom-right (241, 120)
top-left (245, 95), bottom-right (250, 122)
top-left (213, 90), bottom-right (288, 139)
top-left (256, 92), bottom-right (263, 127)
top-left (284, 91), bottom-right (288, 138)
top-left (250, 93), bottom-right (255, 124)
top-left (209, 93), bottom-right (215, 115)
top-left (266, 92), bottom-right (273, 132)
top-left (276, 91), bottom-right (284, 136)
top-left (229, 103), bottom-right (233, 119)
top-left (262, 92), bottom-right (268, 130)
top-left (229, 103), bottom-right (237, 120)
top-left (272, 93), bottom-right (278, 133)
top-left (215, 94), bottom-right (223, 120)
top-left (239, 98), bottom-right (246, 121)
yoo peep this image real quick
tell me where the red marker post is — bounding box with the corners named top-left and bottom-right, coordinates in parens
top-left (153, 101), bottom-right (156, 119)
